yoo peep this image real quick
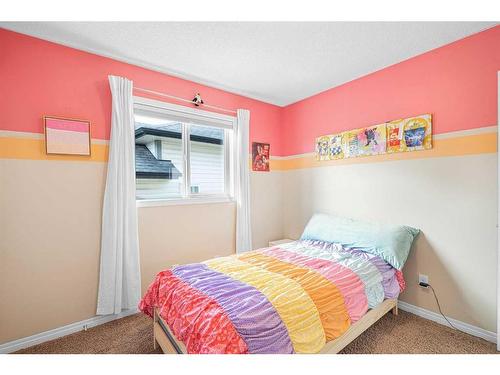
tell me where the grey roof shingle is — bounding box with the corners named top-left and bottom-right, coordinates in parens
top-left (135, 144), bottom-right (181, 179)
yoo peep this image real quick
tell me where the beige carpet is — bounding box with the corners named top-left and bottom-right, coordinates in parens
top-left (14, 310), bottom-right (497, 354)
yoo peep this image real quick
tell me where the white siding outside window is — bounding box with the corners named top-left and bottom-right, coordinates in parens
top-left (136, 178), bottom-right (178, 200)
top-left (190, 142), bottom-right (225, 194)
top-left (189, 125), bottom-right (225, 195)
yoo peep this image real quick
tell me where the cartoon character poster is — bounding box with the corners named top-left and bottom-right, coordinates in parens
top-left (329, 133), bottom-right (345, 159)
top-left (314, 113), bottom-right (432, 161)
top-left (386, 114), bottom-right (432, 153)
top-left (387, 125), bottom-right (401, 149)
top-left (357, 123), bottom-right (387, 156)
top-left (344, 130), bottom-right (362, 158)
top-left (252, 142), bottom-right (270, 171)
top-left (315, 136), bottom-right (330, 161)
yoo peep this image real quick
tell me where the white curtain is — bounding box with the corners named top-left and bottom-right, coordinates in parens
top-left (97, 76), bottom-right (141, 315)
top-left (235, 109), bottom-right (253, 253)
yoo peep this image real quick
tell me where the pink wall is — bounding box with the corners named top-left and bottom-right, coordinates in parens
top-left (2, 26), bottom-right (500, 158)
top-left (281, 25), bottom-right (500, 156)
top-left (0, 28), bottom-right (283, 155)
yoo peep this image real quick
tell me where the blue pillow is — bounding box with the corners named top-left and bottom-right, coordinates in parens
top-left (300, 213), bottom-right (419, 270)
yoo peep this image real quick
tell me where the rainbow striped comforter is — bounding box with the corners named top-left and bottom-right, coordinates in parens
top-left (139, 240), bottom-right (405, 354)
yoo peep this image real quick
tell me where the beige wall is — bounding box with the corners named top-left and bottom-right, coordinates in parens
top-left (0, 158), bottom-right (283, 344)
top-left (1, 152), bottom-right (496, 342)
top-left (281, 153), bottom-right (497, 332)
top-left (138, 202), bottom-right (236, 295)
top-left (250, 171), bottom-right (284, 249)
top-left (138, 170), bottom-right (285, 295)
top-left (0, 160), bottom-right (105, 343)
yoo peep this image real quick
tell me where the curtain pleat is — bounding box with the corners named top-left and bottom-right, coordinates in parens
top-left (97, 76), bottom-right (141, 315)
top-left (235, 109), bottom-right (253, 253)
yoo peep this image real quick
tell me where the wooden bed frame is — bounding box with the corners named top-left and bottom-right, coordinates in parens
top-left (153, 298), bottom-right (398, 354)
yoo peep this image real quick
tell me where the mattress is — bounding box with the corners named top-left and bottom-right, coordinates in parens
top-left (139, 240), bottom-right (405, 354)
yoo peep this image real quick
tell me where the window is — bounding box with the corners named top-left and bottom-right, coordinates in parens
top-left (134, 97), bottom-right (234, 204)
top-left (189, 124), bottom-right (225, 195)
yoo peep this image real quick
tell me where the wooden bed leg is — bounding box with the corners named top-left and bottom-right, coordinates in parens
top-left (392, 304), bottom-right (398, 316)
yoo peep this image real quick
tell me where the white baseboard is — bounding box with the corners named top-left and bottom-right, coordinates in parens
top-left (398, 301), bottom-right (497, 344)
top-left (0, 308), bottom-right (138, 354)
top-left (1, 302), bottom-right (496, 353)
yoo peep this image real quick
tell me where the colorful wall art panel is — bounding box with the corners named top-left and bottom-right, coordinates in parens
top-left (345, 130), bottom-right (361, 158)
top-left (329, 133), bottom-right (345, 159)
top-left (315, 114), bottom-right (432, 161)
top-left (44, 116), bottom-right (91, 156)
top-left (315, 133), bottom-right (346, 160)
top-left (315, 135), bottom-right (331, 161)
top-left (357, 123), bottom-right (387, 156)
top-left (386, 114), bottom-right (432, 153)
top-left (252, 142), bottom-right (270, 171)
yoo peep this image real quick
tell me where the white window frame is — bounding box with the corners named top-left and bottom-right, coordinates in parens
top-left (134, 96), bottom-right (236, 207)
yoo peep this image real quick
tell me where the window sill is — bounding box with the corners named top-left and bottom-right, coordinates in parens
top-left (136, 196), bottom-right (234, 208)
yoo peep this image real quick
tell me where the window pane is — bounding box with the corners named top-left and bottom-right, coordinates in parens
top-left (189, 124), bottom-right (225, 195)
top-left (134, 114), bottom-right (184, 200)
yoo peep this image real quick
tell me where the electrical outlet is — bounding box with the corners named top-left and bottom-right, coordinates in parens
top-left (418, 274), bottom-right (429, 285)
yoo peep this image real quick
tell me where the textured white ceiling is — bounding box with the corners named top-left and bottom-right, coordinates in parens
top-left (1, 22), bottom-right (496, 106)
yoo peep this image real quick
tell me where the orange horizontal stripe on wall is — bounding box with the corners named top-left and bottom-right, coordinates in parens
top-left (270, 132), bottom-right (497, 171)
top-left (0, 137), bottom-right (108, 162)
top-left (1, 132), bottom-right (496, 167)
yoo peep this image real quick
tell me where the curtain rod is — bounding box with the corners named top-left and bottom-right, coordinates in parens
top-left (134, 87), bottom-right (237, 115)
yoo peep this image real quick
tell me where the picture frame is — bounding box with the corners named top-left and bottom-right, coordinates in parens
top-left (386, 114), bottom-right (432, 153)
top-left (44, 116), bottom-right (91, 156)
top-left (315, 113), bottom-right (432, 161)
top-left (252, 142), bottom-right (270, 172)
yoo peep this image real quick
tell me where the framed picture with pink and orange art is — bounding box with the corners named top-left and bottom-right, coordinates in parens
top-left (44, 116), bottom-right (91, 156)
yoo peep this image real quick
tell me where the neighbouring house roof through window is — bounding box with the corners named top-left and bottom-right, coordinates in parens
top-left (135, 144), bottom-right (181, 179)
top-left (134, 123), bottom-right (224, 180)
top-left (135, 123), bottom-right (223, 145)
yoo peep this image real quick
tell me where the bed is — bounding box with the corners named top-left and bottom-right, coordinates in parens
top-left (139, 213), bottom-right (418, 354)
